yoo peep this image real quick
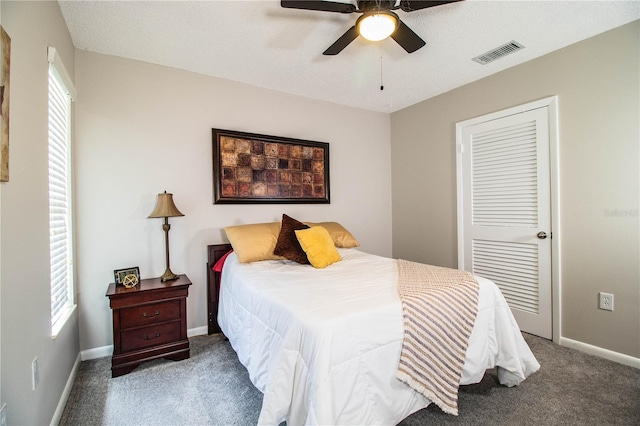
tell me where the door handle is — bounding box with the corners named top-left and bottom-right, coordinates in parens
top-left (537, 231), bottom-right (547, 239)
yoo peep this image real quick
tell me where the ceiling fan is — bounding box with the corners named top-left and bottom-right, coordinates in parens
top-left (281, 0), bottom-right (463, 55)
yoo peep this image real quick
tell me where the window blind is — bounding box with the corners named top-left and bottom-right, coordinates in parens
top-left (48, 59), bottom-right (74, 334)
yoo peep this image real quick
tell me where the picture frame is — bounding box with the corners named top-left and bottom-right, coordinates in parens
top-left (114, 266), bottom-right (140, 286)
top-left (0, 26), bottom-right (11, 182)
top-left (212, 128), bottom-right (330, 204)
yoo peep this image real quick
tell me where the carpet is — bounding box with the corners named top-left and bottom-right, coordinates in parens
top-left (60, 333), bottom-right (640, 425)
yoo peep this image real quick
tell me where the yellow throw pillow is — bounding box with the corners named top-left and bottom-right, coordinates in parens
top-left (224, 222), bottom-right (285, 263)
top-left (303, 221), bottom-right (359, 248)
top-left (295, 226), bottom-right (342, 269)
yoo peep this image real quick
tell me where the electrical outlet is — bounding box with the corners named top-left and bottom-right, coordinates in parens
top-left (1, 403), bottom-right (7, 426)
top-left (598, 292), bottom-right (614, 311)
top-left (32, 357), bottom-right (39, 390)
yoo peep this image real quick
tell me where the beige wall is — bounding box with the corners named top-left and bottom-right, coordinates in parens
top-left (74, 50), bottom-right (392, 352)
top-left (0, 2), bottom-right (80, 424)
top-left (391, 21), bottom-right (639, 358)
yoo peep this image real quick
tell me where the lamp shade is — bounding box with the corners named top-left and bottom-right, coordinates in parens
top-left (357, 11), bottom-right (398, 42)
top-left (148, 191), bottom-right (184, 218)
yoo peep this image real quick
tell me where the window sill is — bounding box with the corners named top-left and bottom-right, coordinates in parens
top-left (52, 304), bottom-right (77, 339)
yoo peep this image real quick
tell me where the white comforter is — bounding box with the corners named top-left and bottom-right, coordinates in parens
top-left (218, 249), bottom-right (539, 425)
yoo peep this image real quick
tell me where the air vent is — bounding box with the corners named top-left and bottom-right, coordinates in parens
top-left (472, 41), bottom-right (525, 65)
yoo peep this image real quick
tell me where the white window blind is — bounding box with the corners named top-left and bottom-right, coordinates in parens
top-left (48, 47), bottom-right (75, 336)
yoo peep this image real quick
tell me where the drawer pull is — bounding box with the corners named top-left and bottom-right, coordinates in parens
top-left (143, 311), bottom-right (160, 318)
top-left (143, 333), bottom-right (161, 340)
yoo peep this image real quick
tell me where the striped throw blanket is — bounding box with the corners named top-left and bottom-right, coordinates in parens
top-left (395, 259), bottom-right (479, 415)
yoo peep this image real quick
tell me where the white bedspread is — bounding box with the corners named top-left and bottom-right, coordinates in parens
top-left (218, 249), bottom-right (540, 425)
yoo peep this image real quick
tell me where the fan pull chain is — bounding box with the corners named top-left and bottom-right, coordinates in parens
top-left (380, 49), bottom-right (384, 91)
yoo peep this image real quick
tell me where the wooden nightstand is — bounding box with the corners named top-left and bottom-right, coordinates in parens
top-left (106, 274), bottom-right (192, 377)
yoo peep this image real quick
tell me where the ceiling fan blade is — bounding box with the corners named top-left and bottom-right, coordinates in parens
top-left (400, 0), bottom-right (463, 12)
top-left (390, 20), bottom-right (426, 53)
top-left (323, 25), bottom-right (359, 55)
top-left (281, 0), bottom-right (357, 14)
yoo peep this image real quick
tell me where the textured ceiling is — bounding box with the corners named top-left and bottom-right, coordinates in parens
top-left (58, 0), bottom-right (639, 113)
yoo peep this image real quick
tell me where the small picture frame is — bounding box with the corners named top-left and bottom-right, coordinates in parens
top-left (114, 266), bottom-right (140, 286)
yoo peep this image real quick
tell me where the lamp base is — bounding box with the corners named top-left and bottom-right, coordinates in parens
top-left (160, 268), bottom-right (179, 282)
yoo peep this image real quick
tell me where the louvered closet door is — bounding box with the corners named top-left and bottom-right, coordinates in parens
top-left (460, 107), bottom-right (552, 339)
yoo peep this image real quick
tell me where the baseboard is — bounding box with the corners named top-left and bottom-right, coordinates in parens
top-left (188, 326), bottom-right (208, 337)
top-left (81, 345), bottom-right (112, 361)
top-left (81, 326), bottom-right (210, 361)
top-left (560, 337), bottom-right (640, 369)
top-left (50, 353), bottom-right (81, 426)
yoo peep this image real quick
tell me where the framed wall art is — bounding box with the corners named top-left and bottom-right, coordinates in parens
top-left (212, 128), bottom-right (330, 204)
top-left (0, 26), bottom-right (11, 182)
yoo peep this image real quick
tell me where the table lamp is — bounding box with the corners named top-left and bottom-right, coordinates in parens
top-left (148, 191), bottom-right (184, 281)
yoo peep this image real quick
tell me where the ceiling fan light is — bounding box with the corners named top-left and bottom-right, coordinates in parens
top-left (358, 12), bottom-right (398, 42)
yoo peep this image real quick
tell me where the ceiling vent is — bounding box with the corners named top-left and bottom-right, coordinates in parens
top-left (472, 41), bottom-right (525, 65)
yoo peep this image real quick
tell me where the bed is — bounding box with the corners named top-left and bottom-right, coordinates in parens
top-left (206, 228), bottom-right (540, 425)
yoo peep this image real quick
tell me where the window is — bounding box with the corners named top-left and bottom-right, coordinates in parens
top-left (48, 47), bottom-right (76, 336)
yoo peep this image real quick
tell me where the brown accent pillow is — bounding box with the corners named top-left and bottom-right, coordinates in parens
top-left (274, 214), bottom-right (310, 264)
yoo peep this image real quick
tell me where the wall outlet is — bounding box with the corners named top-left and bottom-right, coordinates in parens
top-left (598, 292), bottom-right (614, 311)
top-left (1, 403), bottom-right (7, 426)
top-left (32, 357), bottom-right (39, 390)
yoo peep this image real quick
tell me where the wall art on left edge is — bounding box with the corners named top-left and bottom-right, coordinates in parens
top-left (0, 26), bottom-right (10, 182)
top-left (212, 128), bottom-right (330, 204)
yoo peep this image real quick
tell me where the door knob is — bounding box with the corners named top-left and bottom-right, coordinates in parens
top-left (537, 231), bottom-right (547, 239)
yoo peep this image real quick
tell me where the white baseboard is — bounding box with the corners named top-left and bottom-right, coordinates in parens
top-left (81, 345), bottom-right (112, 361)
top-left (50, 353), bottom-right (81, 426)
top-left (560, 337), bottom-right (640, 369)
top-left (188, 326), bottom-right (208, 337)
top-left (81, 326), bottom-right (210, 361)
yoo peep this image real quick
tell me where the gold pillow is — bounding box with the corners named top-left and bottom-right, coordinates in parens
top-left (224, 222), bottom-right (285, 263)
top-left (303, 221), bottom-right (359, 248)
top-left (295, 226), bottom-right (342, 269)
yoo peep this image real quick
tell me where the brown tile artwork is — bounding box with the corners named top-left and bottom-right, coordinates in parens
top-left (213, 129), bottom-right (329, 204)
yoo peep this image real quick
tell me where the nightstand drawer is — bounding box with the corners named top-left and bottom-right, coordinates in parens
top-left (120, 300), bottom-right (181, 328)
top-left (120, 322), bottom-right (181, 353)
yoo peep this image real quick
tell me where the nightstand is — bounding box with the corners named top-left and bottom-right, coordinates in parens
top-left (106, 274), bottom-right (192, 377)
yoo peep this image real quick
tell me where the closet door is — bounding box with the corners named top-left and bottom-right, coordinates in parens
top-left (457, 104), bottom-right (553, 339)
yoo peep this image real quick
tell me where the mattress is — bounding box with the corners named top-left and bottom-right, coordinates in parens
top-left (218, 248), bottom-right (540, 425)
